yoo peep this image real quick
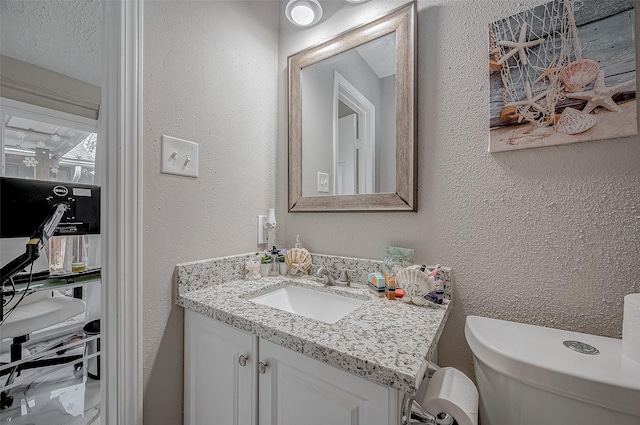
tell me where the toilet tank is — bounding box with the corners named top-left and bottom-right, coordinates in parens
top-left (464, 316), bottom-right (640, 425)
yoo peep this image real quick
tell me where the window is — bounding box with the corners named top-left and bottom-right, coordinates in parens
top-left (2, 102), bottom-right (97, 184)
top-left (1, 98), bottom-right (99, 273)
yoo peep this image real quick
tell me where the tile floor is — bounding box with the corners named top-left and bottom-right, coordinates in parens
top-left (0, 346), bottom-right (100, 425)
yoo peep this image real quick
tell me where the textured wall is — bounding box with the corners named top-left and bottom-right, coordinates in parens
top-left (143, 2), bottom-right (279, 424)
top-left (278, 0), bottom-right (640, 379)
top-left (0, 0), bottom-right (102, 86)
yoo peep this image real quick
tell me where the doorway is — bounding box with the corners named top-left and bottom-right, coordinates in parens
top-left (332, 70), bottom-right (376, 195)
top-left (0, 1), bottom-right (143, 424)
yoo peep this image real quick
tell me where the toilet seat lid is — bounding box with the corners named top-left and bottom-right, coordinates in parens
top-left (465, 315), bottom-right (640, 417)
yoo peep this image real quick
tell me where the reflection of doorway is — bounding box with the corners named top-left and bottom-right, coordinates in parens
top-left (333, 71), bottom-right (375, 195)
top-left (337, 113), bottom-right (357, 195)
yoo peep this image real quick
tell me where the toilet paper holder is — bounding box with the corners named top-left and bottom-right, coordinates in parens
top-left (402, 366), bottom-right (478, 425)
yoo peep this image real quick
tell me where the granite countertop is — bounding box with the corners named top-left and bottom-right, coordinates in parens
top-left (178, 275), bottom-right (451, 395)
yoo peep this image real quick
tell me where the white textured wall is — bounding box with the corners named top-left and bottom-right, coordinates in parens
top-left (278, 0), bottom-right (640, 379)
top-left (143, 2), bottom-right (279, 424)
top-left (0, 0), bottom-right (102, 86)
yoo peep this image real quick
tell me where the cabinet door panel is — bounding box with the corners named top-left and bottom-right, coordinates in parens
top-left (258, 339), bottom-right (392, 425)
top-left (185, 310), bottom-right (256, 425)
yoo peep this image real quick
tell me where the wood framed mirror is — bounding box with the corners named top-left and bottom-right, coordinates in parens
top-left (288, 2), bottom-right (417, 212)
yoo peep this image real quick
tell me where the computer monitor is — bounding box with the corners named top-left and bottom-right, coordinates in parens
top-left (0, 177), bottom-right (101, 238)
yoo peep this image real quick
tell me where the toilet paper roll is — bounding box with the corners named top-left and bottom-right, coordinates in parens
top-left (420, 367), bottom-right (478, 425)
top-left (622, 293), bottom-right (640, 363)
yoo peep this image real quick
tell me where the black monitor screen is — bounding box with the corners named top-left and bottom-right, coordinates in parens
top-left (1, 177), bottom-right (100, 238)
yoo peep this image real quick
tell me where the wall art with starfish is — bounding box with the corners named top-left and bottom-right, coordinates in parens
top-left (489, 0), bottom-right (637, 152)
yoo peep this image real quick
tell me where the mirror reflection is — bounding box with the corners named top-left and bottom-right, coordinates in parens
top-left (301, 33), bottom-right (397, 196)
top-left (289, 2), bottom-right (416, 212)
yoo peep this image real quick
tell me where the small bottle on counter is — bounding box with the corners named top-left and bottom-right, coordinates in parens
top-left (386, 277), bottom-right (397, 300)
top-left (269, 246), bottom-right (280, 276)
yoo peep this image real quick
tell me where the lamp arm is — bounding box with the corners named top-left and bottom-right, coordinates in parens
top-left (1, 203), bottom-right (69, 286)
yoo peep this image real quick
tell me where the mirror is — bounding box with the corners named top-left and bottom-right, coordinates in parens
top-left (288, 2), bottom-right (416, 212)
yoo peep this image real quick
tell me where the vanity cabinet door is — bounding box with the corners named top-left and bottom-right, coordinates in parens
top-left (258, 338), bottom-right (395, 425)
top-left (184, 310), bottom-right (257, 425)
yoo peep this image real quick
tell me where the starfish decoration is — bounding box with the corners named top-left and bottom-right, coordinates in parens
top-left (497, 23), bottom-right (544, 66)
top-left (566, 70), bottom-right (634, 113)
top-left (506, 82), bottom-right (549, 116)
top-left (533, 58), bottom-right (557, 83)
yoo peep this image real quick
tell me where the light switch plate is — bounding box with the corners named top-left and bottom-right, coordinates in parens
top-left (161, 135), bottom-right (199, 178)
top-left (317, 172), bottom-right (329, 193)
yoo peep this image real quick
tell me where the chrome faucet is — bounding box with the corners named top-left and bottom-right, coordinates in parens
top-left (314, 267), bottom-right (353, 287)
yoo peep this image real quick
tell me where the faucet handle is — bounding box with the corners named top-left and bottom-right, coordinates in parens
top-left (337, 269), bottom-right (356, 285)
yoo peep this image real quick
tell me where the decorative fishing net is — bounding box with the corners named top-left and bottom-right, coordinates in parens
top-left (490, 0), bottom-right (583, 126)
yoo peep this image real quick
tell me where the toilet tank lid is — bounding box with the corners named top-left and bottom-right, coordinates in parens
top-left (465, 315), bottom-right (640, 417)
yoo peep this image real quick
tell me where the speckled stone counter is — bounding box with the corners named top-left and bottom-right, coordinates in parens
top-left (177, 272), bottom-right (451, 395)
top-left (175, 252), bottom-right (451, 299)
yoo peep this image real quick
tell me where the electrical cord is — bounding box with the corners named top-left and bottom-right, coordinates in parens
top-left (2, 277), bottom-right (15, 307)
top-left (0, 263), bottom-right (35, 326)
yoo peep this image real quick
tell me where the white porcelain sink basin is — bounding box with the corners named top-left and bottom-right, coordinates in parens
top-left (248, 285), bottom-right (365, 324)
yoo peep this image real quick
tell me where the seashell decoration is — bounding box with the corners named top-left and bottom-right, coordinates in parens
top-left (411, 296), bottom-right (427, 306)
top-left (555, 107), bottom-right (597, 135)
top-left (499, 105), bottom-right (519, 123)
top-left (395, 267), bottom-right (435, 298)
top-left (284, 248), bottom-right (312, 275)
top-left (560, 59), bottom-right (599, 93)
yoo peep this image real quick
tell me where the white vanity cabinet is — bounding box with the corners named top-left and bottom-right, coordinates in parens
top-left (184, 310), bottom-right (399, 425)
top-left (258, 338), bottom-right (397, 425)
top-left (184, 310), bottom-right (258, 425)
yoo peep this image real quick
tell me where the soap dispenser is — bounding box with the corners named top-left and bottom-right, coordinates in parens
top-left (269, 246), bottom-right (279, 276)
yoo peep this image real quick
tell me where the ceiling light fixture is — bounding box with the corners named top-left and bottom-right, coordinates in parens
top-left (285, 0), bottom-right (323, 27)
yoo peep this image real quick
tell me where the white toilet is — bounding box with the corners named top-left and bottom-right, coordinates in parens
top-left (465, 315), bottom-right (640, 425)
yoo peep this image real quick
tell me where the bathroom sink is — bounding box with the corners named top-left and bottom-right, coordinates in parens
top-left (248, 285), bottom-right (365, 324)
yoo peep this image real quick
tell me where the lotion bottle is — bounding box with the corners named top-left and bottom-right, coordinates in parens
top-left (269, 246), bottom-right (279, 276)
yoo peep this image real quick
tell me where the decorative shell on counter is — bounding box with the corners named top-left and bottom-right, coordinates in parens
top-left (560, 59), bottom-right (599, 93)
top-left (555, 107), bottom-right (596, 135)
top-left (284, 248), bottom-right (312, 275)
top-left (395, 267), bottom-right (435, 298)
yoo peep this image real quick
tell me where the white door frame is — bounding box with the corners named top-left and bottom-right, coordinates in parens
top-left (332, 70), bottom-right (375, 195)
top-left (336, 114), bottom-right (357, 195)
top-left (101, 1), bottom-right (143, 424)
